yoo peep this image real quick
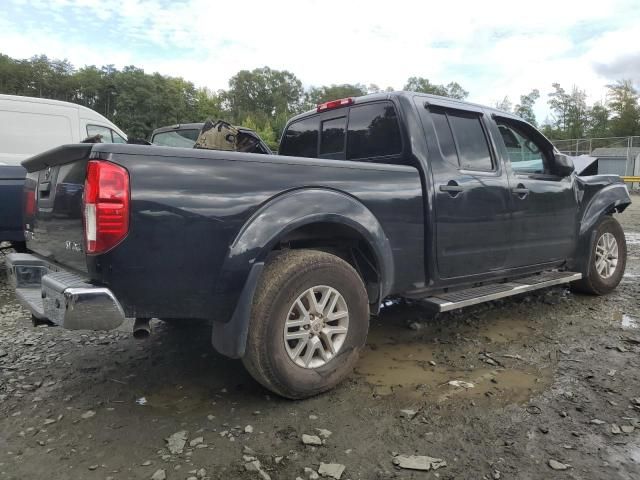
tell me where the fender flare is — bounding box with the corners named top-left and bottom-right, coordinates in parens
top-left (571, 181), bottom-right (630, 272)
top-left (579, 182), bottom-right (630, 237)
top-left (211, 188), bottom-right (394, 358)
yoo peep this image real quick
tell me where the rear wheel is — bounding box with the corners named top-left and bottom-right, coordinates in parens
top-left (572, 216), bottom-right (626, 295)
top-left (242, 250), bottom-right (369, 399)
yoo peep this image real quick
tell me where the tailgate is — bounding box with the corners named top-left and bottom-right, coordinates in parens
top-left (0, 165), bottom-right (26, 241)
top-left (22, 144), bottom-right (93, 273)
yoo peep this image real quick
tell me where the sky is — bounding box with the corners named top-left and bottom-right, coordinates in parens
top-left (1, 0), bottom-right (639, 122)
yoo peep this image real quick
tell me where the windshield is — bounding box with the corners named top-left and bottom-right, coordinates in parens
top-left (152, 129), bottom-right (200, 147)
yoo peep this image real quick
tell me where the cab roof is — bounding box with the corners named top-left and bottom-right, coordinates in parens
top-left (287, 90), bottom-right (523, 125)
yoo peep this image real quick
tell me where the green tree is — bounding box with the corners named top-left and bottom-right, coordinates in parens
top-left (444, 82), bottom-right (468, 100)
top-left (514, 89), bottom-right (540, 125)
top-left (74, 65), bottom-right (104, 110)
top-left (403, 77), bottom-right (468, 100)
top-left (587, 102), bottom-right (609, 138)
top-left (303, 83), bottom-right (367, 109)
top-left (0, 54), bottom-right (30, 94)
top-left (494, 96), bottom-right (512, 112)
top-left (194, 87), bottom-right (224, 121)
top-left (547, 84), bottom-right (588, 139)
top-left (225, 66), bottom-right (303, 123)
top-left (606, 80), bottom-right (640, 136)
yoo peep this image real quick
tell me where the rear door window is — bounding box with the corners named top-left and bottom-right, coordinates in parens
top-left (427, 108), bottom-right (494, 171)
top-left (279, 117), bottom-right (319, 158)
top-left (430, 111), bottom-right (459, 167)
top-left (446, 112), bottom-right (494, 171)
top-left (347, 103), bottom-right (402, 159)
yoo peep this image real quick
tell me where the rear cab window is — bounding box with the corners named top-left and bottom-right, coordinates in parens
top-left (279, 116), bottom-right (319, 158)
top-left (320, 117), bottom-right (346, 156)
top-left (279, 100), bottom-right (402, 162)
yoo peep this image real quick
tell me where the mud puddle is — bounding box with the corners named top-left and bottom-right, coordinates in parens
top-left (355, 313), bottom-right (551, 404)
top-left (136, 384), bottom-right (214, 413)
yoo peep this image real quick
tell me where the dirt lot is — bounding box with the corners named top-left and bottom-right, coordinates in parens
top-left (1, 198), bottom-right (639, 480)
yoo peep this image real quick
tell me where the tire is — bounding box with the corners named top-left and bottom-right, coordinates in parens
top-left (571, 216), bottom-right (627, 295)
top-left (242, 249), bottom-right (370, 399)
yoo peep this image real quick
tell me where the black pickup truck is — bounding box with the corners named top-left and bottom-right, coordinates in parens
top-left (6, 92), bottom-right (631, 398)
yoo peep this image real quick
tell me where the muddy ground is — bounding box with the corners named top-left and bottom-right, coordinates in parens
top-left (1, 198), bottom-right (639, 480)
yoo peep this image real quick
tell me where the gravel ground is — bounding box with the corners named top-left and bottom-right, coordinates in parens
top-left (0, 197), bottom-right (639, 480)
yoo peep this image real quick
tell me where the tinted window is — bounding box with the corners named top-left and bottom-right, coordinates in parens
top-left (347, 103), bottom-right (401, 159)
top-left (446, 112), bottom-right (493, 170)
top-left (497, 123), bottom-right (545, 173)
top-left (152, 129), bottom-right (200, 147)
top-left (430, 111), bottom-right (458, 167)
top-left (320, 117), bottom-right (346, 155)
top-left (279, 117), bottom-right (319, 158)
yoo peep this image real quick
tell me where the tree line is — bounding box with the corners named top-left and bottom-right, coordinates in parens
top-left (495, 81), bottom-right (640, 140)
top-left (1, 53), bottom-right (638, 148)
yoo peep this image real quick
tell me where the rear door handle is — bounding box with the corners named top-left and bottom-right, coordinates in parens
top-left (439, 181), bottom-right (464, 197)
top-left (511, 183), bottom-right (529, 198)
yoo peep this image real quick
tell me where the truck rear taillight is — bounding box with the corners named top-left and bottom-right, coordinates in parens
top-left (83, 160), bottom-right (130, 254)
top-left (23, 186), bottom-right (36, 218)
top-left (317, 97), bottom-right (354, 112)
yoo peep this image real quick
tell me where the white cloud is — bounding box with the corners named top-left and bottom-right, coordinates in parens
top-left (2, 0), bottom-right (640, 122)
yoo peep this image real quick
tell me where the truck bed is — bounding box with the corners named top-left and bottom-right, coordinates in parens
top-left (21, 143), bottom-right (425, 322)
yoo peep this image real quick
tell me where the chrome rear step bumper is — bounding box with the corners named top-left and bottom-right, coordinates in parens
top-left (420, 271), bottom-right (582, 312)
top-left (5, 253), bottom-right (125, 330)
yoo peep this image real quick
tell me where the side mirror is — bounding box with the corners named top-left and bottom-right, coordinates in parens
top-left (554, 153), bottom-right (575, 177)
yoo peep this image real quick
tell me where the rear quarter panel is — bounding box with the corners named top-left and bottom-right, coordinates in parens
top-left (90, 145), bottom-right (424, 321)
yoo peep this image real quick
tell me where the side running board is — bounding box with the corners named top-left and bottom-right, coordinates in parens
top-left (420, 271), bottom-right (582, 312)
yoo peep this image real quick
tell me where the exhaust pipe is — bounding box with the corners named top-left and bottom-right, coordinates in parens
top-left (133, 318), bottom-right (151, 340)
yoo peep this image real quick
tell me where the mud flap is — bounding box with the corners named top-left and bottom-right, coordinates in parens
top-left (211, 262), bottom-right (264, 358)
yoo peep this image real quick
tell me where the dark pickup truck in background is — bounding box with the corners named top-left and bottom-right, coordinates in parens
top-left (6, 92), bottom-right (631, 398)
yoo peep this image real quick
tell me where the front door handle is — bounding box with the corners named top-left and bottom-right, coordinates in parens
top-left (439, 181), bottom-right (464, 197)
top-left (511, 183), bottom-right (529, 199)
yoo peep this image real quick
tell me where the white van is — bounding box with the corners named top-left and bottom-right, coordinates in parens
top-left (0, 94), bottom-right (127, 245)
top-left (0, 94), bottom-right (127, 166)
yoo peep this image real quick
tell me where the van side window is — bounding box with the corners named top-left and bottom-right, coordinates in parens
top-left (87, 125), bottom-right (112, 142)
top-left (347, 103), bottom-right (401, 160)
top-left (279, 117), bottom-right (319, 158)
top-left (320, 117), bottom-right (346, 155)
top-left (112, 130), bottom-right (126, 144)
